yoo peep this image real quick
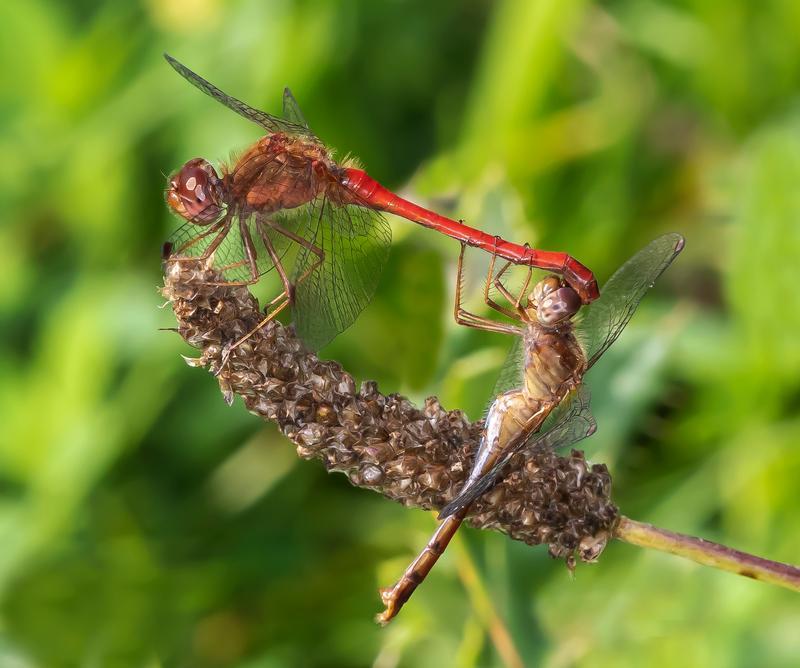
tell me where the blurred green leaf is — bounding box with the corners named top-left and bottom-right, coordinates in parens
top-left (1, 0), bottom-right (799, 665)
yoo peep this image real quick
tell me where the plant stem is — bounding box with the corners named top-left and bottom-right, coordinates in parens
top-left (450, 526), bottom-right (524, 668)
top-left (614, 516), bottom-right (800, 593)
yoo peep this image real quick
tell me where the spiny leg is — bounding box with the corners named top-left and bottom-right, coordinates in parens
top-left (263, 219), bottom-right (325, 295)
top-left (218, 219), bottom-right (328, 372)
top-left (168, 219), bottom-right (230, 266)
top-left (454, 243), bottom-right (522, 336)
top-left (491, 256), bottom-right (532, 320)
top-left (216, 297), bottom-right (291, 374)
top-left (217, 226), bottom-right (294, 372)
top-left (511, 247), bottom-right (533, 309)
top-left (207, 217), bottom-right (262, 286)
top-left (498, 250), bottom-right (533, 310)
top-left (174, 221), bottom-right (225, 254)
top-left (456, 311), bottom-right (522, 336)
top-left (482, 253), bottom-right (521, 320)
top-left (479, 238), bottom-right (528, 319)
top-left (256, 219), bottom-right (296, 303)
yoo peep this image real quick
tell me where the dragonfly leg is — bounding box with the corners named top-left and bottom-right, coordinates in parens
top-left (213, 224), bottom-right (294, 374)
top-left (207, 217), bottom-right (262, 286)
top-left (481, 244), bottom-right (521, 320)
top-left (217, 231), bottom-right (293, 368)
top-left (255, 220), bottom-right (296, 302)
top-left (168, 217), bottom-right (265, 291)
top-left (512, 256), bottom-right (533, 309)
top-left (187, 218), bottom-right (235, 272)
top-left (261, 220), bottom-right (325, 301)
top-left (454, 243), bottom-right (522, 336)
top-left (491, 256), bottom-right (532, 320)
top-left (456, 311), bottom-right (522, 336)
top-left (167, 219), bottom-right (229, 264)
top-left (217, 221), bottom-right (327, 374)
top-left (376, 512), bottom-right (466, 625)
top-left (484, 294), bottom-right (518, 320)
top-left (216, 296), bottom-right (291, 374)
top-left (174, 222), bottom-right (224, 254)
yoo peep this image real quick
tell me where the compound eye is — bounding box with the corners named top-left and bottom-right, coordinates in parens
top-left (537, 286), bottom-right (581, 326)
top-left (182, 173), bottom-right (202, 196)
top-left (179, 161), bottom-right (215, 199)
top-left (167, 158), bottom-right (221, 222)
top-left (531, 276), bottom-right (561, 306)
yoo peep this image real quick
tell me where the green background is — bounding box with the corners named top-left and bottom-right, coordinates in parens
top-left (2, 0), bottom-right (799, 666)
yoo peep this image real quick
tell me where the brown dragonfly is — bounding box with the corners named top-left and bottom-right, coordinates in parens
top-left (376, 233), bottom-right (685, 624)
top-left (163, 54), bottom-right (599, 351)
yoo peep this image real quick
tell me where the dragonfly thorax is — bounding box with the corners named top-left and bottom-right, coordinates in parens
top-left (228, 135), bottom-right (331, 213)
top-left (167, 158), bottom-right (223, 224)
top-left (522, 323), bottom-right (586, 402)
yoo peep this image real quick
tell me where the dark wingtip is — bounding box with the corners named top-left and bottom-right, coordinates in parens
top-left (163, 53), bottom-right (181, 71)
top-left (436, 505), bottom-right (454, 520)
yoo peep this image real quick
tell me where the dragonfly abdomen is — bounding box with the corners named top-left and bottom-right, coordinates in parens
top-left (468, 392), bottom-right (548, 487)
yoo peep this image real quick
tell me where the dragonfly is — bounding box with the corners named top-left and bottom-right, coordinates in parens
top-left (163, 54), bottom-right (600, 351)
top-left (376, 233), bottom-right (685, 624)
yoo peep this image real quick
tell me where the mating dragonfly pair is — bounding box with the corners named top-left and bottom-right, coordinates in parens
top-left (162, 54), bottom-right (685, 624)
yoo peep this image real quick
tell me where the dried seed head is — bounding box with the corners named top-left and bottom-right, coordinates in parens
top-left (162, 258), bottom-right (619, 565)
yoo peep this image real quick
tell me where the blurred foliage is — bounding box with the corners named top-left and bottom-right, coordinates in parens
top-left (1, 0), bottom-right (800, 666)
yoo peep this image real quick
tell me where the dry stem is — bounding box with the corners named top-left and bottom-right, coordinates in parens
top-left (161, 256), bottom-right (800, 595)
top-left (615, 516), bottom-right (800, 593)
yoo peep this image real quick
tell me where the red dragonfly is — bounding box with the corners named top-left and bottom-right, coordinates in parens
top-left (163, 54), bottom-right (599, 350)
top-left (377, 233), bottom-right (685, 623)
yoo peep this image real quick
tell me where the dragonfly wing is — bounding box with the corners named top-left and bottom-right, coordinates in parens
top-left (439, 385), bottom-right (596, 518)
top-left (166, 210), bottom-right (303, 284)
top-left (491, 336), bottom-right (525, 399)
top-left (282, 87), bottom-right (310, 128)
top-left (575, 233), bottom-right (685, 369)
top-left (164, 54), bottom-right (315, 139)
top-left (482, 335), bottom-right (525, 415)
top-left (291, 195), bottom-right (392, 350)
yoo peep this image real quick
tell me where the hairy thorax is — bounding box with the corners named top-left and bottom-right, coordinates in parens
top-left (225, 134), bottom-right (333, 213)
top-left (522, 323), bottom-right (586, 402)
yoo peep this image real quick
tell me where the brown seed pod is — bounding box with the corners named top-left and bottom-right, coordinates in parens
top-left (162, 258), bottom-right (619, 563)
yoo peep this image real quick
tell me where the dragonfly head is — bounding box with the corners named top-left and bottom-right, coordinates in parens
top-left (167, 158), bottom-right (223, 224)
top-left (529, 276), bottom-right (581, 327)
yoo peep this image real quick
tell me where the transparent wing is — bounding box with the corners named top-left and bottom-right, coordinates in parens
top-left (438, 384), bottom-right (596, 519)
top-left (282, 87), bottom-right (309, 128)
top-left (165, 212), bottom-right (303, 284)
top-left (166, 214), bottom-right (240, 276)
top-left (575, 233), bottom-right (685, 369)
top-left (164, 54), bottom-right (316, 139)
top-left (291, 195), bottom-right (392, 350)
top-left (483, 336), bottom-right (525, 415)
